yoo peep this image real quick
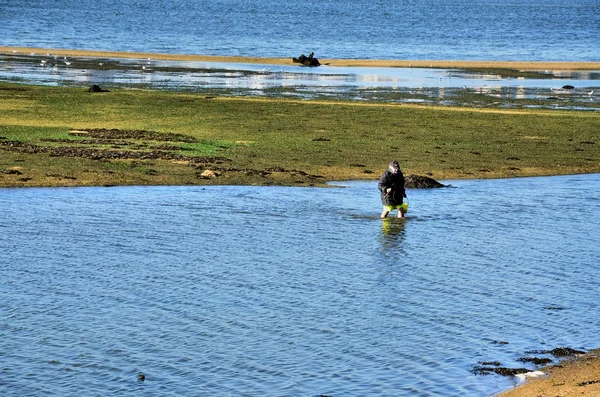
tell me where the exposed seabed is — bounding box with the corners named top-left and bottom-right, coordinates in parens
top-left (1, 47), bottom-right (599, 111)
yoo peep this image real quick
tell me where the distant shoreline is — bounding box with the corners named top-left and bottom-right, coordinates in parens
top-left (2, 46), bottom-right (600, 71)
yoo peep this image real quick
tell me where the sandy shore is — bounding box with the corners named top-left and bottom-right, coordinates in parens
top-left (2, 46), bottom-right (600, 71)
top-left (497, 349), bottom-right (600, 396)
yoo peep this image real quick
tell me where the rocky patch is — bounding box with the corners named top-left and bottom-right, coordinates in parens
top-left (293, 52), bottom-right (321, 67)
top-left (525, 347), bottom-right (586, 357)
top-left (405, 174), bottom-right (446, 188)
top-left (87, 84), bottom-right (110, 93)
top-left (471, 365), bottom-right (530, 376)
top-left (472, 346), bottom-right (587, 378)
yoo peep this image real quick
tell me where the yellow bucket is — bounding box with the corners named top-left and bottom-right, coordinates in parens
top-left (401, 202), bottom-right (408, 213)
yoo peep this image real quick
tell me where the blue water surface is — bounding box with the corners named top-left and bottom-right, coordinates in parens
top-left (1, 174), bottom-right (599, 396)
top-left (1, 0), bottom-right (599, 61)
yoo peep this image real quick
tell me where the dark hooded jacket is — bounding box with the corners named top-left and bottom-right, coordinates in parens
top-left (378, 169), bottom-right (406, 206)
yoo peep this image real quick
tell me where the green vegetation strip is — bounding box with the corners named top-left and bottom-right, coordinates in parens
top-left (1, 82), bottom-right (599, 187)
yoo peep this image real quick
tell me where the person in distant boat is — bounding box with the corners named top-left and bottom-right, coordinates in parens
top-left (378, 160), bottom-right (407, 218)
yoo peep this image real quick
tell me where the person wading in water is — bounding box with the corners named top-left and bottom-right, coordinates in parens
top-left (378, 160), bottom-right (407, 218)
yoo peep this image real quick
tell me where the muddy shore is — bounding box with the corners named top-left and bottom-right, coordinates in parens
top-left (2, 46), bottom-right (600, 71)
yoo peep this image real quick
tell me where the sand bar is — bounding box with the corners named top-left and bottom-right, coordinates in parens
top-left (2, 46), bottom-right (600, 71)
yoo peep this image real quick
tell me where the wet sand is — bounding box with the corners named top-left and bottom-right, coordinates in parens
top-left (498, 349), bottom-right (600, 397)
top-left (2, 46), bottom-right (600, 70)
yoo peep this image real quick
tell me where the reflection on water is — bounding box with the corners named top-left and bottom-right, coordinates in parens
top-left (379, 218), bottom-right (407, 260)
top-left (1, 53), bottom-right (599, 109)
top-left (1, 174), bottom-right (599, 396)
top-left (380, 218), bottom-right (406, 238)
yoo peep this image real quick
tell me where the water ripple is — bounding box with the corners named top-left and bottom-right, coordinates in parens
top-left (1, 0), bottom-right (598, 61)
top-left (1, 175), bottom-right (599, 395)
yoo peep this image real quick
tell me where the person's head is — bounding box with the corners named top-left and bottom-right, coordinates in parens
top-left (389, 160), bottom-right (400, 174)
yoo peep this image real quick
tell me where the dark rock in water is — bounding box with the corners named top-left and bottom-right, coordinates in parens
top-left (405, 174), bottom-right (446, 188)
top-left (478, 361), bottom-right (502, 366)
top-left (548, 347), bottom-right (585, 357)
top-left (525, 347), bottom-right (586, 357)
top-left (471, 365), bottom-right (530, 376)
top-left (562, 84), bottom-right (575, 90)
top-left (293, 52), bottom-right (320, 67)
top-left (517, 357), bottom-right (553, 365)
top-left (88, 84), bottom-right (110, 93)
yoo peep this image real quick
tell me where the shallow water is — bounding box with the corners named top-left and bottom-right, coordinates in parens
top-left (2, 174), bottom-right (599, 396)
top-left (2, 54), bottom-right (599, 110)
top-left (1, 0), bottom-right (599, 61)
top-left (3, 55), bottom-right (600, 91)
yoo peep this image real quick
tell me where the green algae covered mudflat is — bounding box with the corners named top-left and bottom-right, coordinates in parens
top-left (1, 80), bottom-right (599, 187)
